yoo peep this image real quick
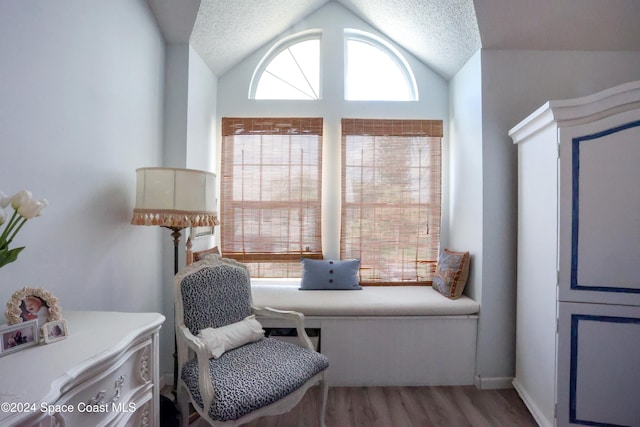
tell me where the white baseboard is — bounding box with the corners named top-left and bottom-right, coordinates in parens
top-left (474, 375), bottom-right (514, 389)
top-left (512, 378), bottom-right (553, 427)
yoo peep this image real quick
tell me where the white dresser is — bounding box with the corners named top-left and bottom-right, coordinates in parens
top-left (510, 81), bottom-right (640, 427)
top-left (0, 311), bottom-right (165, 427)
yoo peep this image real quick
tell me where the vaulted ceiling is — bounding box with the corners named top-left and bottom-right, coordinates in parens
top-left (147, 0), bottom-right (640, 80)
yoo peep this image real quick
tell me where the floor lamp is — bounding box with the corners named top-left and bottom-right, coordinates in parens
top-left (131, 167), bottom-right (219, 402)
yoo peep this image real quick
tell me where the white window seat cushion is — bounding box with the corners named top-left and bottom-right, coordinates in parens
top-left (251, 280), bottom-right (479, 317)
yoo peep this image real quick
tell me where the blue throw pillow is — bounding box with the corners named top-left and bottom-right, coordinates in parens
top-left (299, 258), bottom-right (362, 290)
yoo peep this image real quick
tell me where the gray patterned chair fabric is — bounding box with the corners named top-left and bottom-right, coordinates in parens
top-left (174, 255), bottom-right (329, 427)
top-left (180, 262), bottom-right (254, 333)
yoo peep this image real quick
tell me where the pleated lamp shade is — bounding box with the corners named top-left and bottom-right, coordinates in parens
top-left (131, 167), bottom-right (219, 228)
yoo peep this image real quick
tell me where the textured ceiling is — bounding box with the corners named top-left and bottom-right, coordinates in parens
top-left (337, 0), bottom-right (480, 79)
top-left (148, 0), bottom-right (640, 80)
top-left (190, 0), bottom-right (328, 77)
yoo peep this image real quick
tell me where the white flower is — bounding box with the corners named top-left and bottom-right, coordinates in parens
top-left (0, 189), bottom-right (47, 269)
top-left (0, 192), bottom-right (10, 209)
top-left (36, 199), bottom-right (48, 217)
top-left (18, 198), bottom-right (48, 219)
top-left (11, 190), bottom-right (32, 210)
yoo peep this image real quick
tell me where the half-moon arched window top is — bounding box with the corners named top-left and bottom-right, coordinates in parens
top-left (345, 29), bottom-right (418, 101)
top-left (250, 30), bottom-right (321, 100)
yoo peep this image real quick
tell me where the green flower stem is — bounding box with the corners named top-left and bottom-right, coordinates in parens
top-left (6, 216), bottom-right (28, 246)
top-left (0, 210), bottom-right (20, 248)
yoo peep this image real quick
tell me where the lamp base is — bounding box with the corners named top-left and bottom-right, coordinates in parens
top-left (162, 226), bottom-right (183, 276)
top-left (161, 226), bottom-right (184, 402)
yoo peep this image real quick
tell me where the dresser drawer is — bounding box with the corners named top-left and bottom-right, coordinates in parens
top-left (51, 339), bottom-right (154, 426)
top-left (123, 394), bottom-right (153, 427)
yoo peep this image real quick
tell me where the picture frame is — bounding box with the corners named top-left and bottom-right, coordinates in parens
top-left (193, 246), bottom-right (220, 262)
top-left (42, 319), bottom-right (68, 344)
top-left (0, 320), bottom-right (39, 356)
top-left (5, 287), bottom-right (63, 326)
top-left (190, 225), bottom-right (215, 240)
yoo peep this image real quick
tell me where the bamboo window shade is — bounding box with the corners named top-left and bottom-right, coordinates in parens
top-left (341, 118), bottom-right (442, 285)
top-left (221, 117), bottom-right (323, 278)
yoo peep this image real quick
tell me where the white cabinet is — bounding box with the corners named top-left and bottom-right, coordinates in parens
top-left (510, 81), bottom-right (640, 427)
top-left (0, 311), bottom-right (165, 427)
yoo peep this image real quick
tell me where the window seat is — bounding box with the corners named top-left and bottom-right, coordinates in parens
top-left (251, 280), bottom-right (479, 387)
top-left (251, 280), bottom-right (479, 316)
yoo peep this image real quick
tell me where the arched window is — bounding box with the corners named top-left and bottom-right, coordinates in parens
top-left (250, 30), bottom-right (321, 100)
top-left (345, 29), bottom-right (418, 101)
top-left (235, 28), bottom-right (438, 283)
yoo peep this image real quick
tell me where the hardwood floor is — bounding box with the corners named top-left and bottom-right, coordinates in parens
top-left (233, 385), bottom-right (537, 427)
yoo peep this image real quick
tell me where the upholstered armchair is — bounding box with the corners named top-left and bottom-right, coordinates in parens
top-left (174, 254), bottom-right (329, 426)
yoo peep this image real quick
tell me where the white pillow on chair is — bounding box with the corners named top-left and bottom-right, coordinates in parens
top-left (197, 315), bottom-right (265, 359)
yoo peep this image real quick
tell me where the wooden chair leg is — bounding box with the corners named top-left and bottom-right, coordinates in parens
top-left (319, 380), bottom-right (329, 427)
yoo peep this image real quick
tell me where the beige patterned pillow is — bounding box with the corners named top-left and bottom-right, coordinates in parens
top-left (432, 249), bottom-right (470, 299)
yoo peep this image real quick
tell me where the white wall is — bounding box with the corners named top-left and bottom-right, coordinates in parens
top-left (186, 46), bottom-right (219, 255)
top-left (448, 51), bottom-right (483, 301)
top-left (163, 44), bottom-right (189, 168)
top-left (157, 43), bottom-right (219, 374)
top-left (187, 45), bottom-right (218, 174)
top-left (217, 2), bottom-right (449, 259)
top-left (0, 0), bottom-right (166, 343)
top-left (473, 49), bottom-right (640, 385)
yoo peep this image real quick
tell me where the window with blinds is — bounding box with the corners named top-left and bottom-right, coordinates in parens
top-left (221, 118), bottom-right (323, 277)
top-left (341, 119), bottom-right (442, 285)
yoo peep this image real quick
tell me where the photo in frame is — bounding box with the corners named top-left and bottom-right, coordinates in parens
top-left (0, 320), bottom-right (39, 356)
top-left (190, 225), bottom-right (215, 240)
top-left (193, 246), bottom-right (220, 262)
top-left (42, 319), bottom-right (68, 344)
top-left (5, 287), bottom-right (63, 327)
